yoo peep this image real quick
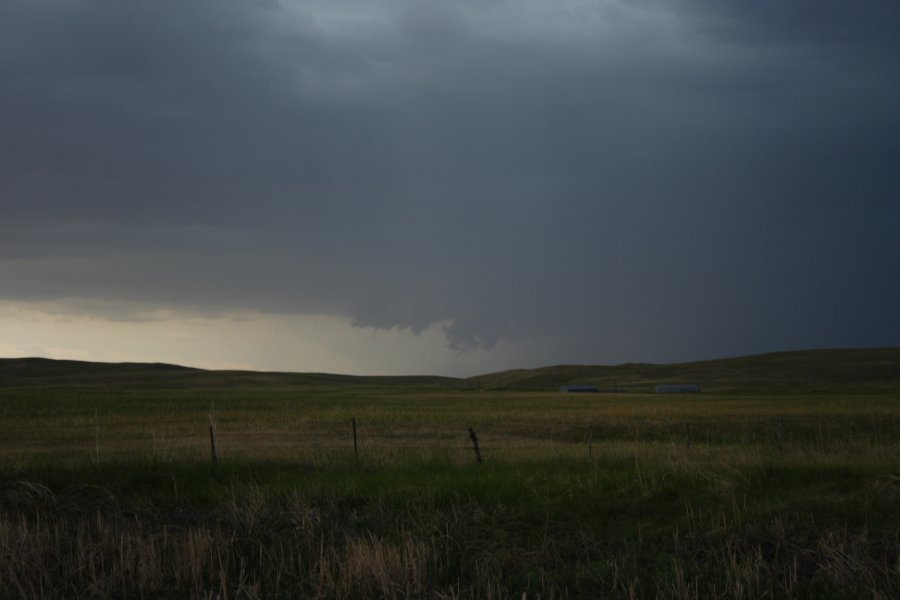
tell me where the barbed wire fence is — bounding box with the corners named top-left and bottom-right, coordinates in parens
top-left (1, 412), bottom-right (898, 465)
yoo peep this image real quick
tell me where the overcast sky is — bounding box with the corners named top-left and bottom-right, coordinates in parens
top-left (1, 0), bottom-right (898, 376)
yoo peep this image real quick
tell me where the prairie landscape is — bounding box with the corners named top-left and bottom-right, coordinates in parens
top-left (1, 349), bottom-right (899, 599)
top-left (6, 1), bottom-right (900, 597)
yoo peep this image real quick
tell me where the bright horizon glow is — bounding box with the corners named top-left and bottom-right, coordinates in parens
top-left (0, 301), bottom-right (530, 377)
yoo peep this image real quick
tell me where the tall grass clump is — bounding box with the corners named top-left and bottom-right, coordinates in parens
top-left (2, 452), bottom-right (899, 599)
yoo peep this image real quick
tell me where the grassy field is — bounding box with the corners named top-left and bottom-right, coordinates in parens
top-left (1, 352), bottom-right (899, 598)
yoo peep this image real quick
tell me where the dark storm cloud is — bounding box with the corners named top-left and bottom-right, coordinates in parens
top-left (2, 0), bottom-right (899, 364)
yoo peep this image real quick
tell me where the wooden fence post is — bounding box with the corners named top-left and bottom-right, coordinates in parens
top-left (352, 417), bottom-right (358, 466)
top-left (209, 415), bottom-right (219, 465)
top-left (685, 422), bottom-right (692, 448)
top-left (468, 428), bottom-right (482, 464)
top-left (94, 407), bottom-right (99, 464)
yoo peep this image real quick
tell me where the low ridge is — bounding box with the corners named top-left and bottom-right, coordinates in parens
top-left (0, 357), bottom-right (458, 390)
top-left (1, 348), bottom-right (898, 392)
top-left (468, 348), bottom-right (900, 392)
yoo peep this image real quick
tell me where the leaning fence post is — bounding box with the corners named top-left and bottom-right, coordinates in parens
top-left (93, 407), bottom-right (100, 464)
top-left (209, 415), bottom-right (219, 465)
top-left (468, 427), bottom-right (482, 464)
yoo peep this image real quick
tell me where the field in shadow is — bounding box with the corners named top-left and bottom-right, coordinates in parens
top-left (1, 350), bottom-right (898, 597)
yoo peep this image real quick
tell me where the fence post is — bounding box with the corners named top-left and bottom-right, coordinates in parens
top-left (209, 415), bottom-right (219, 465)
top-left (468, 428), bottom-right (482, 464)
top-left (94, 407), bottom-right (99, 464)
top-left (685, 422), bottom-right (692, 448)
top-left (352, 417), bottom-right (358, 467)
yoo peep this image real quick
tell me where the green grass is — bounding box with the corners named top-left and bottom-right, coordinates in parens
top-left (3, 451), bottom-right (898, 598)
top-left (0, 353), bottom-right (899, 597)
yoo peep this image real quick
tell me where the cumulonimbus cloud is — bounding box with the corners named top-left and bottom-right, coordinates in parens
top-left (1, 0), bottom-right (898, 362)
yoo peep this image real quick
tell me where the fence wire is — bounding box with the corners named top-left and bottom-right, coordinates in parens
top-left (2, 414), bottom-right (899, 464)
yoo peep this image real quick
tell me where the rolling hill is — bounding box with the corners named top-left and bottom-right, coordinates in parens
top-left (1, 348), bottom-right (898, 392)
top-left (467, 348), bottom-right (900, 392)
top-left (0, 357), bottom-right (458, 390)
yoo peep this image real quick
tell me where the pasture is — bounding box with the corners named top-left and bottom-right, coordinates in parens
top-left (1, 357), bottom-right (899, 598)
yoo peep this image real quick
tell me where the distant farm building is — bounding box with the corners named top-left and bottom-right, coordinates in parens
top-left (655, 384), bottom-right (701, 394)
top-left (560, 384), bottom-right (599, 393)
